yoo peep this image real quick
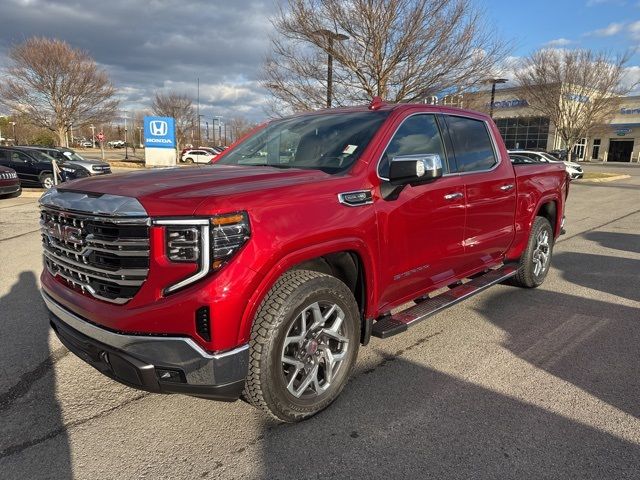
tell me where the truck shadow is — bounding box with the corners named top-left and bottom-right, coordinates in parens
top-left (552, 251), bottom-right (640, 302)
top-left (477, 287), bottom-right (640, 420)
top-left (257, 354), bottom-right (639, 479)
top-left (0, 271), bottom-right (72, 478)
top-left (582, 231), bottom-right (640, 255)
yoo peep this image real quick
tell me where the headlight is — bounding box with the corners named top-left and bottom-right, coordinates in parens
top-left (60, 166), bottom-right (75, 173)
top-left (211, 212), bottom-right (250, 270)
top-left (158, 211), bottom-right (250, 294)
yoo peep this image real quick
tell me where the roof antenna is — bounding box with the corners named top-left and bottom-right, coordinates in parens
top-left (369, 96), bottom-right (385, 110)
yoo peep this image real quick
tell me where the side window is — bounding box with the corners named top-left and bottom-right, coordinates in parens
top-left (378, 114), bottom-right (447, 178)
top-left (11, 152), bottom-right (31, 163)
top-left (445, 116), bottom-right (497, 172)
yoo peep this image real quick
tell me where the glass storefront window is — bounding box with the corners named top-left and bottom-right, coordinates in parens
top-left (495, 117), bottom-right (549, 150)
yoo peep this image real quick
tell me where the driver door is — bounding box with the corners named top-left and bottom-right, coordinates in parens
top-left (375, 113), bottom-right (466, 309)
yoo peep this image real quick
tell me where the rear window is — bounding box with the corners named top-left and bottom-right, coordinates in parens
top-left (445, 116), bottom-right (497, 172)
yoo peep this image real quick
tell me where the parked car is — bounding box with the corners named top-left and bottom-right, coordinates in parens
top-left (180, 149), bottom-right (217, 164)
top-left (108, 140), bottom-right (126, 148)
top-left (179, 146), bottom-right (223, 158)
top-left (0, 165), bottom-right (21, 198)
top-left (40, 101), bottom-right (568, 422)
top-left (548, 149), bottom-right (568, 161)
top-left (25, 146), bottom-right (111, 176)
top-left (509, 150), bottom-right (583, 179)
top-left (0, 146), bottom-right (89, 189)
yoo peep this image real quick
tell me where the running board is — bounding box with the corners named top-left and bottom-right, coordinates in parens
top-left (371, 264), bottom-right (518, 339)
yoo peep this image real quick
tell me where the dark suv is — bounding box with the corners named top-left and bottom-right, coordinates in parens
top-left (0, 146), bottom-right (89, 189)
top-left (26, 146), bottom-right (112, 175)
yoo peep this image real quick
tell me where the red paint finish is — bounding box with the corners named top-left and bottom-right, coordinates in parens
top-left (41, 104), bottom-right (567, 353)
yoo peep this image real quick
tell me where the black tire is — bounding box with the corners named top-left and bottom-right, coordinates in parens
top-left (185, 157), bottom-right (194, 164)
top-left (512, 216), bottom-right (554, 288)
top-left (243, 269), bottom-right (360, 422)
top-left (40, 173), bottom-right (55, 189)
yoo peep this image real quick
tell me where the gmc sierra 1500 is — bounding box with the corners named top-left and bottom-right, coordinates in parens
top-left (40, 100), bottom-right (568, 422)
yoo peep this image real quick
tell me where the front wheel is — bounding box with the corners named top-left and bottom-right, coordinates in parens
top-left (243, 270), bottom-right (360, 422)
top-left (512, 216), bottom-right (554, 288)
top-left (41, 174), bottom-right (55, 189)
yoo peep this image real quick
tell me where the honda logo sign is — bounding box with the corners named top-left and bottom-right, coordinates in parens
top-left (149, 120), bottom-right (168, 136)
top-left (143, 116), bottom-right (176, 149)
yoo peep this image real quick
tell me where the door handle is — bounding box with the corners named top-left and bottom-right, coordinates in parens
top-left (444, 192), bottom-right (464, 200)
top-left (500, 184), bottom-right (514, 191)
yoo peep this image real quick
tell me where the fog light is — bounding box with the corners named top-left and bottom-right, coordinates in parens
top-left (156, 368), bottom-right (186, 383)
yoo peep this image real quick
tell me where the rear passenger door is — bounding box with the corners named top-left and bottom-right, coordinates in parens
top-left (443, 114), bottom-right (516, 272)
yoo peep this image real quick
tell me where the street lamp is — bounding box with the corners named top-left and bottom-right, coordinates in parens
top-left (123, 111), bottom-right (129, 160)
top-left (485, 78), bottom-right (508, 118)
top-left (313, 29), bottom-right (349, 108)
top-left (90, 124), bottom-right (96, 148)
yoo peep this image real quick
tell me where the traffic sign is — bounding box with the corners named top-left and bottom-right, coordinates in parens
top-left (97, 132), bottom-right (105, 142)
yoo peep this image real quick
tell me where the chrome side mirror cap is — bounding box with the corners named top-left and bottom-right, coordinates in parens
top-left (388, 154), bottom-right (443, 185)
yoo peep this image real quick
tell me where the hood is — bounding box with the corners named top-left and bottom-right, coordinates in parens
top-left (59, 165), bottom-right (332, 216)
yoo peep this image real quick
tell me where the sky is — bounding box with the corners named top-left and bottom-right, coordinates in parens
top-left (0, 0), bottom-right (639, 124)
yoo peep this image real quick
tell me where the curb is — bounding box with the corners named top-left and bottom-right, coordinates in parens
top-left (576, 174), bottom-right (631, 183)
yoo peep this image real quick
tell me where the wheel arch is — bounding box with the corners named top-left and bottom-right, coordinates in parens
top-left (237, 241), bottom-right (377, 347)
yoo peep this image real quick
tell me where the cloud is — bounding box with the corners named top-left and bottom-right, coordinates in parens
top-left (628, 20), bottom-right (640, 39)
top-left (587, 22), bottom-right (625, 36)
top-left (0, 0), bottom-right (279, 121)
top-left (544, 38), bottom-right (574, 47)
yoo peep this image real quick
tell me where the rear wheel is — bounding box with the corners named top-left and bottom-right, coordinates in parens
top-left (513, 216), bottom-right (554, 288)
top-left (185, 157), bottom-right (194, 164)
top-left (243, 270), bottom-right (360, 422)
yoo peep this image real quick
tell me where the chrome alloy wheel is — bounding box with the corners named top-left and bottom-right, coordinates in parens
top-left (532, 229), bottom-right (550, 276)
top-left (43, 176), bottom-right (55, 189)
top-left (280, 301), bottom-right (349, 398)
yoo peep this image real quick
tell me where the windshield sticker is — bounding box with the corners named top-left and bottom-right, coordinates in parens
top-left (343, 145), bottom-right (358, 155)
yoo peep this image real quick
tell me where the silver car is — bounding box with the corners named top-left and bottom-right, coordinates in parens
top-left (25, 147), bottom-right (112, 176)
top-left (508, 150), bottom-right (583, 179)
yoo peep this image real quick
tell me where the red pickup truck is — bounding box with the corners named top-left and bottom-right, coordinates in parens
top-left (40, 102), bottom-right (568, 422)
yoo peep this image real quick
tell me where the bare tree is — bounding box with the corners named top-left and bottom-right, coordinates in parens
top-left (515, 49), bottom-right (633, 160)
top-left (263, 0), bottom-right (509, 114)
top-left (227, 116), bottom-right (258, 143)
top-left (151, 91), bottom-right (195, 152)
top-left (0, 37), bottom-right (119, 147)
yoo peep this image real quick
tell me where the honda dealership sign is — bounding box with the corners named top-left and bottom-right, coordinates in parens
top-left (144, 116), bottom-right (175, 149)
top-left (143, 116), bottom-right (177, 166)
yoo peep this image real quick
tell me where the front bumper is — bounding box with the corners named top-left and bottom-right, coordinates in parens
top-left (0, 183), bottom-right (21, 196)
top-left (42, 291), bottom-right (248, 401)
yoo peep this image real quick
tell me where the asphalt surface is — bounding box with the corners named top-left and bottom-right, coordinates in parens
top-left (0, 164), bottom-right (639, 479)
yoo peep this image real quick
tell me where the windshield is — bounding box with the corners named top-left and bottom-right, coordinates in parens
top-left (540, 152), bottom-right (562, 162)
top-left (217, 111), bottom-right (390, 174)
top-left (62, 151), bottom-right (85, 162)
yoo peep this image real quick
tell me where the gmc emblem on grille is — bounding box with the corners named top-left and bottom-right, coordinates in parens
top-left (45, 221), bottom-right (84, 245)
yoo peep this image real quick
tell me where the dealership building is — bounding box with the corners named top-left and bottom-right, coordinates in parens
top-left (463, 86), bottom-right (640, 162)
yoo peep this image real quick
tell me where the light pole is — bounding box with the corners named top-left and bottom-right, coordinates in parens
top-left (198, 114), bottom-right (204, 146)
top-left (137, 126), bottom-right (143, 147)
top-left (9, 122), bottom-right (16, 145)
top-left (313, 29), bottom-right (349, 108)
top-left (123, 112), bottom-right (129, 160)
top-left (485, 78), bottom-right (508, 118)
top-left (90, 124), bottom-right (96, 148)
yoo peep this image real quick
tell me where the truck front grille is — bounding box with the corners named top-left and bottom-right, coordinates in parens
top-left (40, 207), bottom-right (150, 304)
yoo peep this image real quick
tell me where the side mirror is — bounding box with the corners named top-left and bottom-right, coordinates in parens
top-left (388, 154), bottom-right (443, 185)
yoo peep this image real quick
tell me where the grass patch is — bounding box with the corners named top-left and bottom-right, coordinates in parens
top-left (581, 172), bottom-right (620, 180)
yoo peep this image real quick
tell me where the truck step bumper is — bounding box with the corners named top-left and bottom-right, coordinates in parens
top-left (43, 291), bottom-right (248, 401)
top-left (372, 264), bottom-right (518, 339)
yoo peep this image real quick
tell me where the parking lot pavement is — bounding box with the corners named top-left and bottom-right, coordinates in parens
top-left (0, 164), bottom-right (638, 479)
